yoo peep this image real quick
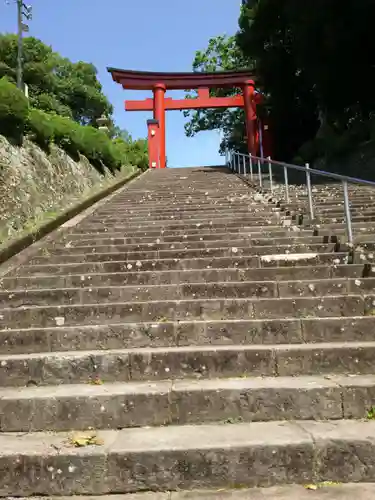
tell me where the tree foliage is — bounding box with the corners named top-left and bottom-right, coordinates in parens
top-left (0, 77), bottom-right (29, 142)
top-left (185, 1), bottom-right (375, 170)
top-left (0, 34), bottom-right (112, 125)
top-left (184, 35), bottom-right (252, 154)
top-left (0, 35), bottom-right (148, 173)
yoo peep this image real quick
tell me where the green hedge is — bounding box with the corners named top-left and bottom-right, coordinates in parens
top-left (1, 79), bottom-right (148, 172)
top-left (0, 77), bottom-right (29, 142)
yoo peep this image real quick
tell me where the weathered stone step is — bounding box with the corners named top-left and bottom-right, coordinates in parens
top-left (20, 484), bottom-right (375, 499)
top-left (0, 315), bottom-right (374, 354)
top-left (316, 221), bottom-right (375, 231)
top-left (88, 210), bottom-right (277, 223)
top-left (58, 229), bottom-right (316, 245)
top-left (2, 373), bottom-right (375, 432)
top-left (0, 420), bottom-right (375, 495)
top-left (316, 227), bottom-right (375, 238)
top-left (94, 206), bottom-right (273, 218)
top-left (52, 235), bottom-right (340, 255)
top-left (48, 235), bottom-right (331, 254)
top-left (65, 224), bottom-right (294, 240)
top-left (322, 213), bottom-right (375, 222)
top-left (175, 484), bottom-right (375, 500)
top-left (29, 243), bottom-right (339, 265)
top-left (104, 197), bottom-right (261, 208)
top-left (1, 263), bottom-right (365, 290)
top-left (0, 340), bottom-right (375, 386)
top-left (0, 294), bottom-right (365, 329)
top-left (76, 212), bottom-right (282, 228)
top-left (1, 277), bottom-right (375, 308)
top-left (54, 232), bottom-right (336, 250)
top-left (10, 253), bottom-right (349, 277)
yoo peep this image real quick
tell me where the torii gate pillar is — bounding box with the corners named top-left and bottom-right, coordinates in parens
top-left (153, 84), bottom-right (166, 169)
top-left (243, 80), bottom-right (256, 156)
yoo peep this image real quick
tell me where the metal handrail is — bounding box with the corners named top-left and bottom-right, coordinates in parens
top-left (232, 152), bottom-right (375, 186)
top-left (227, 151), bottom-right (375, 245)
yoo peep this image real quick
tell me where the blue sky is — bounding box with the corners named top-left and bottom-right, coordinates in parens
top-left (0, 0), bottom-right (242, 167)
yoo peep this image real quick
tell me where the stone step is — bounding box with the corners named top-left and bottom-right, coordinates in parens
top-left (0, 420), bottom-right (375, 495)
top-left (0, 315), bottom-right (374, 354)
top-left (70, 221), bottom-right (291, 237)
top-left (0, 341), bottom-right (375, 386)
top-left (170, 484), bottom-right (375, 499)
top-left (58, 229), bottom-right (316, 245)
top-left (1, 277), bottom-right (375, 308)
top-left (88, 210), bottom-right (279, 223)
top-left (9, 253), bottom-right (349, 277)
top-left (75, 214), bottom-right (283, 230)
top-left (316, 221), bottom-right (375, 231)
top-left (1, 373), bottom-right (375, 432)
top-left (19, 484), bottom-right (375, 499)
top-left (48, 235), bottom-right (331, 254)
top-left (64, 224), bottom-right (296, 240)
top-left (0, 294), bottom-right (366, 329)
top-left (321, 214), bottom-right (375, 223)
top-left (0, 264), bottom-right (366, 290)
top-left (29, 243), bottom-right (339, 265)
top-left (93, 207), bottom-right (277, 218)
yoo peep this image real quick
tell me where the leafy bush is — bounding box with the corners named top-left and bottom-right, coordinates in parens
top-left (0, 80), bottom-right (148, 172)
top-left (48, 114), bottom-right (81, 160)
top-left (26, 108), bottom-right (54, 150)
top-left (26, 110), bottom-right (120, 169)
top-left (26, 110), bottom-right (81, 159)
top-left (75, 126), bottom-right (115, 172)
top-left (0, 77), bottom-right (29, 141)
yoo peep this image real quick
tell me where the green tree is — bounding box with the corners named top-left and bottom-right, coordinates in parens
top-left (187, 1), bottom-right (375, 168)
top-left (184, 35), bottom-right (252, 154)
top-left (0, 34), bottom-right (113, 125)
top-left (238, 0), bottom-right (375, 163)
top-left (0, 35), bottom-right (148, 172)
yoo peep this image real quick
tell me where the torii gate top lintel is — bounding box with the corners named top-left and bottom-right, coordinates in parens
top-left (107, 67), bottom-right (255, 91)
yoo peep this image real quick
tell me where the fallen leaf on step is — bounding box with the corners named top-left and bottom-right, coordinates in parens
top-left (70, 433), bottom-right (104, 447)
top-left (304, 481), bottom-right (341, 490)
top-left (88, 377), bottom-right (103, 385)
top-left (304, 484), bottom-right (318, 490)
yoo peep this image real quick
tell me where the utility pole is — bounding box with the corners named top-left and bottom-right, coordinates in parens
top-left (16, 0), bottom-right (23, 89)
top-left (16, 0), bottom-right (32, 91)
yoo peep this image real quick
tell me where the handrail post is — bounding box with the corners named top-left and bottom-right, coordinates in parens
top-left (249, 154), bottom-right (253, 181)
top-left (305, 163), bottom-right (315, 220)
top-left (242, 154), bottom-right (246, 176)
top-left (268, 156), bottom-right (273, 193)
top-left (342, 180), bottom-right (353, 244)
top-left (283, 165), bottom-right (290, 203)
top-left (258, 158), bottom-right (263, 189)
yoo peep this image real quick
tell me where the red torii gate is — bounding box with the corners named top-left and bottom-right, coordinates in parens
top-left (107, 68), bottom-right (270, 169)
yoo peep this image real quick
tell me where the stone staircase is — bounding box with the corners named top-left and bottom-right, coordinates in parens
top-left (1, 166), bottom-right (375, 498)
